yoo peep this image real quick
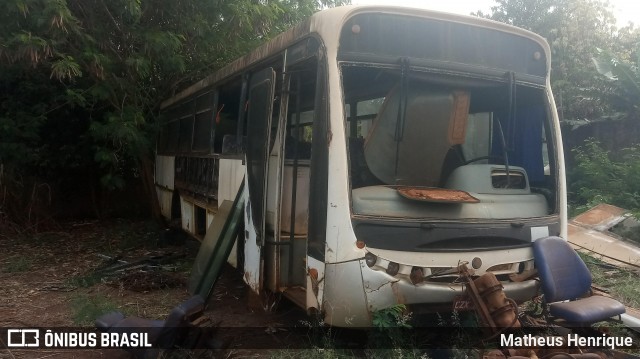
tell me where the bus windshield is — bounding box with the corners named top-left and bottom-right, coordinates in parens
top-left (343, 65), bottom-right (557, 220)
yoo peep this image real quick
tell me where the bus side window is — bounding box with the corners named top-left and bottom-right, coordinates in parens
top-left (285, 110), bottom-right (313, 159)
top-left (215, 80), bottom-right (243, 154)
top-left (192, 91), bottom-right (216, 153)
top-left (281, 59), bottom-right (318, 237)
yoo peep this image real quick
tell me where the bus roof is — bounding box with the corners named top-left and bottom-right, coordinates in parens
top-left (161, 5), bottom-right (550, 109)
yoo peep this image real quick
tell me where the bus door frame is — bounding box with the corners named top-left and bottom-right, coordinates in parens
top-left (243, 67), bottom-right (276, 293)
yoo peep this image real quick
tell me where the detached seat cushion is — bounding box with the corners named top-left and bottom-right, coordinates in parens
top-left (550, 295), bottom-right (625, 323)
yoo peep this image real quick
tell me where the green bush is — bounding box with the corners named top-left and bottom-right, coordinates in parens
top-left (569, 139), bottom-right (640, 217)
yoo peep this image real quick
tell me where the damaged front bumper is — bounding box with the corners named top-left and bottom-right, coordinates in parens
top-left (359, 258), bottom-right (539, 313)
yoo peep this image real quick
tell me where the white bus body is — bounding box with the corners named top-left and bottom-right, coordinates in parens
top-left (156, 6), bottom-right (566, 327)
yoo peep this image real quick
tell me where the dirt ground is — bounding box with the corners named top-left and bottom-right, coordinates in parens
top-left (0, 220), bottom-right (309, 359)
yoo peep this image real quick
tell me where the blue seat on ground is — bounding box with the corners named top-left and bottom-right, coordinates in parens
top-left (96, 295), bottom-right (210, 358)
top-left (533, 236), bottom-right (625, 323)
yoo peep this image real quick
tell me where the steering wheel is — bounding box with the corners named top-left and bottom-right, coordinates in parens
top-left (463, 155), bottom-right (503, 165)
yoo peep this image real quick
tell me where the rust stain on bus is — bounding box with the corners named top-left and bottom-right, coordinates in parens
top-left (391, 282), bottom-right (406, 305)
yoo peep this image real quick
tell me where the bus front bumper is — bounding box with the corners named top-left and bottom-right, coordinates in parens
top-left (359, 259), bottom-right (540, 312)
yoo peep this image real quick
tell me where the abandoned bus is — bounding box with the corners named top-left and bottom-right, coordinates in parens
top-left (155, 5), bottom-right (566, 327)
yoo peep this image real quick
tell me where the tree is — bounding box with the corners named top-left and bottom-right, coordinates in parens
top-left (476, 0), bottom-right (640, 215)
top-left (475, 0), bottom-right (619, 124)
top-left (0, 0), bottom-right (347, 227)
top-left (593, 41), bottom-right (640, 119)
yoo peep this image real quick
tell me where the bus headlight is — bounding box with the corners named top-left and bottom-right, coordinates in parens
top-left (386, 262), bottom-right (399, 276)
top-left (365, 252), bottom-right (377, 267)
top-left (410, 267), bottom-right (424, 285)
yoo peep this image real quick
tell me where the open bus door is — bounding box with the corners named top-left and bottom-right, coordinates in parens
top-left (276, 56), bottom-right (327, 311)
top-left (244, 67), bottom-right (276, 293)
top-left (246, 54), bottom-right (328, 312)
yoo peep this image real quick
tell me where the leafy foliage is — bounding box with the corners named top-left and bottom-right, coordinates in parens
top-left (368, 304), bottom-right (423, 357)
top-left (372, 304), bottom-right (411, 329)
top-left (569, 139), bottom-right (640, 217)
top-left (0, 0), bottom-right (347, 227)
top-left (476, 0), bottom-right (621, 125)
top-left (593, 46), bottom-right (640, 117)
top-left (480, 0), bottom-right (640, 218)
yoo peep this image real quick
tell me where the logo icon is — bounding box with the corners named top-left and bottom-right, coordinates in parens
top-left (7, 329), bottom-right (40, 347)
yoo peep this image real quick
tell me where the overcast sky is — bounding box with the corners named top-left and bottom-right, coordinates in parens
top-left (352, 0), bottom-right (639, 27)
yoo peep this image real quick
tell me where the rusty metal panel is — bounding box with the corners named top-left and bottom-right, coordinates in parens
top-left (306, 256), bottom-right (325, 311)
top-left (572, 203), bottom-right (629, 231)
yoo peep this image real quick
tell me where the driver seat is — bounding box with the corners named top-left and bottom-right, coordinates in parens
top-left (364, 87), bottom-right (469, 186)
top-left (533, 236), bottom-right (625, 324)
top-left (439, 145), bottom-right (466, 187)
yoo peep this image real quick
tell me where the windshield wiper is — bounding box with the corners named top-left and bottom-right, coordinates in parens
top-left (499, 71), bottom-right (517, 188)
top-left (394, 57), bottom-right (410, 183)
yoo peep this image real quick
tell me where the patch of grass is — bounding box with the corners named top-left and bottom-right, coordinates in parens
top-left (3, 256), bottom-right (32, 272)
top-left (592, 320), bottom-right (640, 356)
top-left (579, 252), bottom-right (640, 308)
top-left (70, 293), bottom-right (126, 325)
top-left (98, 219), bottom-right (162, 254)
top-left (67, 272), bottom-right (107, 288)
top-left (268, 308), bottom-right (483, 357)
top-left (174, 258), bottom-right (194, 274)
top-left (269, 348), bottom-right (358, 359)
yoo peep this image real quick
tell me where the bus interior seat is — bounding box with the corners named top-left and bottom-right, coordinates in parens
top-left (364, 87), bottom-right (469, 187)
top-left (438, 145), bottom-right (466, 187)
top-left (533, 236), bottom-right (625, 323)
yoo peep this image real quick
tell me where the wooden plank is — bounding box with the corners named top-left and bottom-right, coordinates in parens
top-left (189, 181), bottom-right (245, 300)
